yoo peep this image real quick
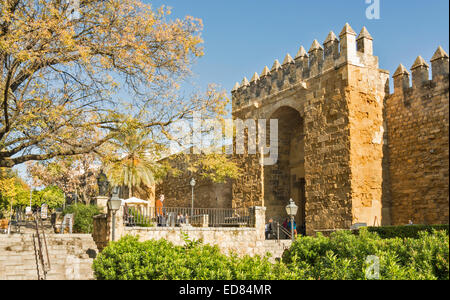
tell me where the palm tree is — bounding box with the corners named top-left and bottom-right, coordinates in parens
top-left (104, 127), bottom-right (162, 199)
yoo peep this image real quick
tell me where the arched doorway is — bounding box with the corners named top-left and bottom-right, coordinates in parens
top-left (264, 106), bottom-right (306, 235)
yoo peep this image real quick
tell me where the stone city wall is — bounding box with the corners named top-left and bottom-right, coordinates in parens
top-left (385, 48), bottom-right (449, 225)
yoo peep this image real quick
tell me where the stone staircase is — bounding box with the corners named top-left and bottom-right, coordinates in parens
top-left (16, 219), bottom-right (55, 235)
top-left (0, 233), bottom-right (99, 280)
top-left (262, 240), bottom-right (292, 261)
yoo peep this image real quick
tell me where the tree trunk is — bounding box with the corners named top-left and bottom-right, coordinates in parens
top-left (83, 190), bottom-right (89, 205)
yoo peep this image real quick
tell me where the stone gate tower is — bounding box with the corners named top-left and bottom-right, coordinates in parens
top-left (231, 23), bottom-right (390, 235)
top-left (231, 23), bottom-right (449, 235)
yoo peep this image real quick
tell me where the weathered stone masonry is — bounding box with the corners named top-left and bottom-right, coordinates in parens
top-left (386, 49), bottom-right (449, 225)
top-left (231, 23), bottom-right (449, 234)
top-left (156, 155), bottom-right (233, 209)
top-left (231, 24), bottom-right (392, 235)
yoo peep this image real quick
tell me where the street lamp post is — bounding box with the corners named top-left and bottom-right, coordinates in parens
top-left (190, 178), bottom-right (196, 217)
top-left (108, 187), bottom-right (122, 242)
top-left (285, 199), bottom-right (298, 242)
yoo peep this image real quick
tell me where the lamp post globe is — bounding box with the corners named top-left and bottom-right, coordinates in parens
top-left (285, 199), bottom-right (298, 241)
top-left (190, 178), bottom-right (196, 216)
top-left (108, 187), bottom-right (122, 241)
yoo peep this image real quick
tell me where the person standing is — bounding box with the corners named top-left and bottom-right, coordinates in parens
top-left (155, 195), bottom-right (166, 226)
top-left (265, 219), bottom-right (274, 239)
top-left (287, 219), bottom-right (298, 238)
top-left (156, 195), bottom-right (164, 216)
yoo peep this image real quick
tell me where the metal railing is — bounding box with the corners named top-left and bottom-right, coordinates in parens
top-left (32, 213), bottom-right (51, 280)
top-left (266, 221), bottom-right (292, 241)
top-left (5, 208), bottom-right (27, 234)
top-left (124, 206), bottom-right (254, 228)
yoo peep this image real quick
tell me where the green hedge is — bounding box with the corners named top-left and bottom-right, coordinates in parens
top-left (92, 235), bottom-right (298, 280)
top-left (283, 229), bottom-right (449, 280)
top-left (63, 203), bottom-right (102, 234)
top-left (93, 229), bottom-right (449, 280)
top-left (364, 225), bottom-right (449, 239)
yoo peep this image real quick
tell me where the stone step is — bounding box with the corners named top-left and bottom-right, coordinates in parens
top-left (0, 233), bottom-right (98, 280)
top-left (261, 240), bottom-right (291, 259)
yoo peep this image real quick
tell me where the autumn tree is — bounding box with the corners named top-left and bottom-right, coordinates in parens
top-left (27, 153), bottom-right (100, 204)
top-left (0, 0), bottom-right (227, 168)
top-left (0, 167), bottom-right (30, 216)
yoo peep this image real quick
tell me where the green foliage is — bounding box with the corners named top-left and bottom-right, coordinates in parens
top-left (32, 186), bottom-right (65, 210)
top-left (63, 203), bottom-right (102, 234)
top-left (282, 229), bottom-right (449, 280)
top-left (104, 125), bottom-right (163, 199)
top-left (93, 235), bottom-right (299, 280)
top-left (365, 225), bottom-right (449, 239)
top-left (92, 229), bottom-right (449, 280)
top-left (0, 168), bottom-right (30, 214)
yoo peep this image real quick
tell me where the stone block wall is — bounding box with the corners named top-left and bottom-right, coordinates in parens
top-left (301, 64), bottom-right (354, 233)
top-left (156, 155), bottom-right (233, 209)
top-left (123, 207), bottom-right (268, 257)
top-left (386, 49), bottom-right (449, 225)
top-left (0, 234), bottom-right (98, 280)
top-left (347, 63), bottom-right (391, 226)
top-left (92, 205), bottom-right (270, 257)
top-left (231, 151), bottom-right (263, 209)
top-left (126, 227), bottom-right (262, 257)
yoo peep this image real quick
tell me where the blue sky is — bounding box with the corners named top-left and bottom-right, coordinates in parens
top-left (13, 0), bottom-right (450, 182)
top-left (149, 0), bottom-right (449, 94)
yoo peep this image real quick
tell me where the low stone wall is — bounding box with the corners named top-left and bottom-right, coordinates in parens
top-left (93, 206), bottom-right (269, 257)
top-left (125, 227), bottom-right (268, 257)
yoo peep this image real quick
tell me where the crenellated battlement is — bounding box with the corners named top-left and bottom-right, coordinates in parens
top-left (391, 46), bottom-right (449, 97)
top-left (232, 23), bottom-right (378, 109)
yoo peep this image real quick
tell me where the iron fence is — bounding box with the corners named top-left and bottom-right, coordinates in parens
top-left (123, 206), bottom-right (254, 228)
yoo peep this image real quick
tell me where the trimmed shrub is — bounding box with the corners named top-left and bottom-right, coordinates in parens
top-left (93, 235), bottom-right (300, 280)
top-left (282, 228), bottom-right (449, 280)
top-left (92, 229), bottom-right (449, 280)
top-left (63, 203), bottom-right (102, 234)
top-left (365, 225), bottom-right (449, 239)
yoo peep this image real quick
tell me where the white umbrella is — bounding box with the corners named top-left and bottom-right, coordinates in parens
top-left (122, 197), bottom-right (149, 205)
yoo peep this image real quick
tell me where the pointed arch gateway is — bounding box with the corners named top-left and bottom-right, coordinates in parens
top-left (263, 106), bottom-right (306, 235)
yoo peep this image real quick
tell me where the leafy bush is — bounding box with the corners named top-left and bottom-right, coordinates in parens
top-left (63, 203), bottom-right (102, 234)
top-left (364, 225), bottom-right (449, 239)
top-left (92, 229), bottom-right (449, 280)
top-left (32, 186), bottom-right (65, 210)
top-left (93, 235), bottom-right (299, 280)
top-left (282, 228), bottom-right (449, 280)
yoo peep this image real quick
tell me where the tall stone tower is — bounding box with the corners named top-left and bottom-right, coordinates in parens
top-left (231, 23), bottom-right (391, 235)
